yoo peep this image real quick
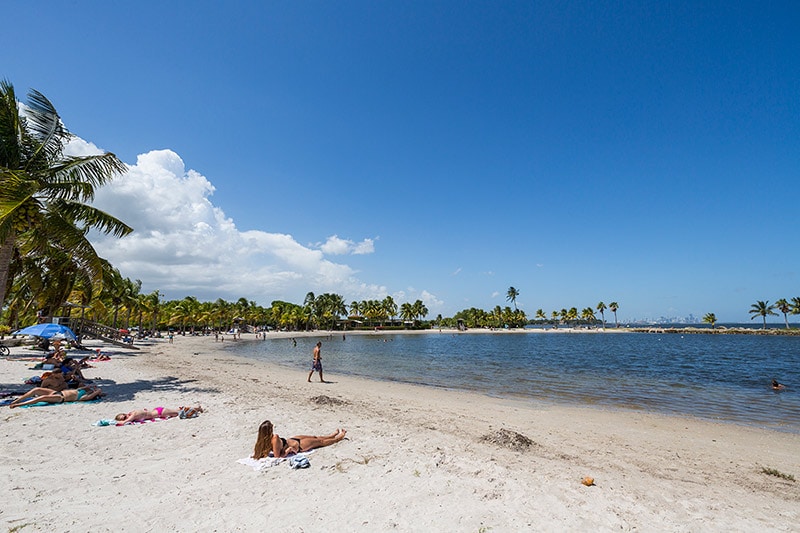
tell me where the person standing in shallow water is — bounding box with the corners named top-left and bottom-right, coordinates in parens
top-left (308, 341), bottom-right (324, 382)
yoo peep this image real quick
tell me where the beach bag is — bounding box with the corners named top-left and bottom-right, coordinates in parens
top-left (289, 455), bottom-right (310, 469)
top-left (179, 406), bottom-right (202, 419)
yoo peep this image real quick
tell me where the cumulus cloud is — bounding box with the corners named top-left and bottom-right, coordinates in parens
top-left (320, 235), bottom-right (375, 256)
top-left (67, 139), bottom-right (383, 305)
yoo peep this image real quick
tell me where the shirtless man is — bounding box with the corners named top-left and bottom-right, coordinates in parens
top-left (307, 341), bottom-right (324, 382)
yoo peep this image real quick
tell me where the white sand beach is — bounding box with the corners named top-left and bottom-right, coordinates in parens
top-left (1, 331), bottom-right (798, 532)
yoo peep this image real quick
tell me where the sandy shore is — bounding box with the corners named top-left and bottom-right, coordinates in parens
top-left (1, 331), bottom-right (798, 532)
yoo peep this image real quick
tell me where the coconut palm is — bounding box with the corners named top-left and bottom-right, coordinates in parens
top-left (609, 302), bottom-right (619, 327)
top-left (382, 295), bottom-right (397, 325)
top-left (596, 301), bottom-right (607, 329)
top-left (702, 312), bottom-right (717, 329)
top-left (774, 299), bottom-right (791, 329)
top-left (413, 299), bottom-right (429, 324)
top-left (399, 302), bottom-right (414, 325)
top-left (581, 307), bottom-right (596, 326)
top-left (506, 287), bottom-right (520, 311)
top-left (792, 297), bottom-right (800, 316)
top-left (748, 300), bottom-right (777, 329)
top-left (0, 81), bottom-right (132, 311)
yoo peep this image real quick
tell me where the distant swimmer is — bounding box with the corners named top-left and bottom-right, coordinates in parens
top-left (772, 379), bottom-right (786, 391)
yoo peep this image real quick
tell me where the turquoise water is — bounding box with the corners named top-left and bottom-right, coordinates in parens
top-left (227, 332), bottom-right (800, 433)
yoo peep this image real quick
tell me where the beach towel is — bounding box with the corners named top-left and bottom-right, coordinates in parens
top-left (237, 451), bottom-right (313, 471)
top-left (93, 417), bottom-right (173, 427)
top-left (16, 398), bottom-right (102, 408)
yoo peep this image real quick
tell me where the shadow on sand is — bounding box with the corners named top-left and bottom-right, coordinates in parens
top-left (94, 376), bottom-right (222, 403)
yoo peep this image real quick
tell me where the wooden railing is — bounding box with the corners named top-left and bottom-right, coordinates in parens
top-left (69, 318), bottom-right (139, 349)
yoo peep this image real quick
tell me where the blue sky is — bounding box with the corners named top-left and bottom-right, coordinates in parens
top-left (4, 1), bottom-right (799, 322)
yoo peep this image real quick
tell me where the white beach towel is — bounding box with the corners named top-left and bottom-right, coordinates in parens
top-left (237, 451), bottom-right (313, 471)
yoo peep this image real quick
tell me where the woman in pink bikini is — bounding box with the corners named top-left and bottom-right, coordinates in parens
top-left (115, 405), bottom-right (203, 425)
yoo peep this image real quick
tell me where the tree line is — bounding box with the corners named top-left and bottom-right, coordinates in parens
top-left (703, 298), bottom-right (800, 329)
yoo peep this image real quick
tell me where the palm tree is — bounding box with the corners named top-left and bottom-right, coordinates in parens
top-left (581, 307), bottom-right (596, 326)
top-left (596, 301), bottom-right (607, 329)
top-left (609, 302), bottom-right (619, 328)
top-left (399, 302), bottom-right (414, 326)
top-left (749, 300), bottom-right (777, 329)
top-left (145, 290), bottom-right (162, 333)
top-left (791, 297), bottom-right (800, 317)
top-left (506, 287), bottom-right (520, 311)
top-left (382, 296), bottom-right (397, 326)
top-left (702, 312), bottom-right (717, 329)
top-left (0, 81), bottom-right (132, 311)
top-left (774, 299), bottom-right (791, 329)
top-left (413, 299), bottom-right (428, 324)
top-left (567, 307), bottom-right (578, 327)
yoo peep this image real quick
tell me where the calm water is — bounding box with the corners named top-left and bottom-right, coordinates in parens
top-left (227, 332), bottom-right (800, 433)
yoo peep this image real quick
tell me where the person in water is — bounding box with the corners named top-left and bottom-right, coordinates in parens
top-left (772, 379), bottom-right (786, 391)
top-left (8, 386), bottom-right (103, 408)
top-left (251, 420), bottom-right (346, 459)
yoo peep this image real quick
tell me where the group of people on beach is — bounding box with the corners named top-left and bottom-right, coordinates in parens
top-left (8, 340), bottom-right (107, 408)
top-left (6, 336), bottom-right (348, 459)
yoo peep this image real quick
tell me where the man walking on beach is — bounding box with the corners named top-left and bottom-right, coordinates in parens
top-left (308, 341), bottom-right (324, 383)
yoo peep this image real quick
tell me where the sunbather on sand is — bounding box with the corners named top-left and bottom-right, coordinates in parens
top-left (8, 386), bottom-right (103, 408)
top-left (252, 420), bottom-right (346, 459)
top-left (114, 405), bottom-right (203, 425)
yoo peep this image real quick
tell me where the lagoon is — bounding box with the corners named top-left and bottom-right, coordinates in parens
top-left (228, 330), bottom-right (800, 433)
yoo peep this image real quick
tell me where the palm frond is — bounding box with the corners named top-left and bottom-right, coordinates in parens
top-left (49, 199), bottom-right (133, 238)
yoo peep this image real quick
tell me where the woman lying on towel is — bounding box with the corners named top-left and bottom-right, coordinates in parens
top-left (8, 386), bottom-right (103, 408)
top-left (252, 420), bottom-right (346, 459)
top-left (115, 405), bottom-right (203, 425)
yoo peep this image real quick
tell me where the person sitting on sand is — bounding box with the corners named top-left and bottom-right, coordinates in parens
top-left (772, 379), bottom-right (786, 391)
top-left (114, 405), bottom-right (203, 425)
top-left (252, 420), bottom-right (346, 459)
top-left (59, 358), bottom-right (90, 384)
top-left (8, 385), bottom-right (103, 408)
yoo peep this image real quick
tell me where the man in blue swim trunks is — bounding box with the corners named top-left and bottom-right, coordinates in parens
top-left (307, 341), bottom-right (325, 383)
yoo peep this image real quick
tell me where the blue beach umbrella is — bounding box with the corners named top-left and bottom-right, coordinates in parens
top-left (13, 323), bottom-right (78, 341)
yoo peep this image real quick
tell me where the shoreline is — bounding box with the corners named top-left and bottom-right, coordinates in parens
top-left (226, 330), bottom-right (800, 435)
top-left (2, 334), bottom-right (798, 531)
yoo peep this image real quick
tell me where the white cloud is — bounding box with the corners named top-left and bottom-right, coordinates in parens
top-left (320, 235), bottom-right (375, 256)
top-left (419, 290), bottom-right (443, 310)
top-left (452, 267), bottom-right (461, 276)
top-left (491, 291), bottom-right (499, 298)
top-left (67, 140), bottom-right (380, 305)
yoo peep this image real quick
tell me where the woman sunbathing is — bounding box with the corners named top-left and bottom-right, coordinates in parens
top-left (252, 419), bottom-right (346, 459)
top-left (8, 386), bottom-right (103, 408)
top-left (114, 405), bottom-right (203, 425)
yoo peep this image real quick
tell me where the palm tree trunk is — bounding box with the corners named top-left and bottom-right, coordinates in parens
top-left (0, 233), bottom-right (17, 311)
